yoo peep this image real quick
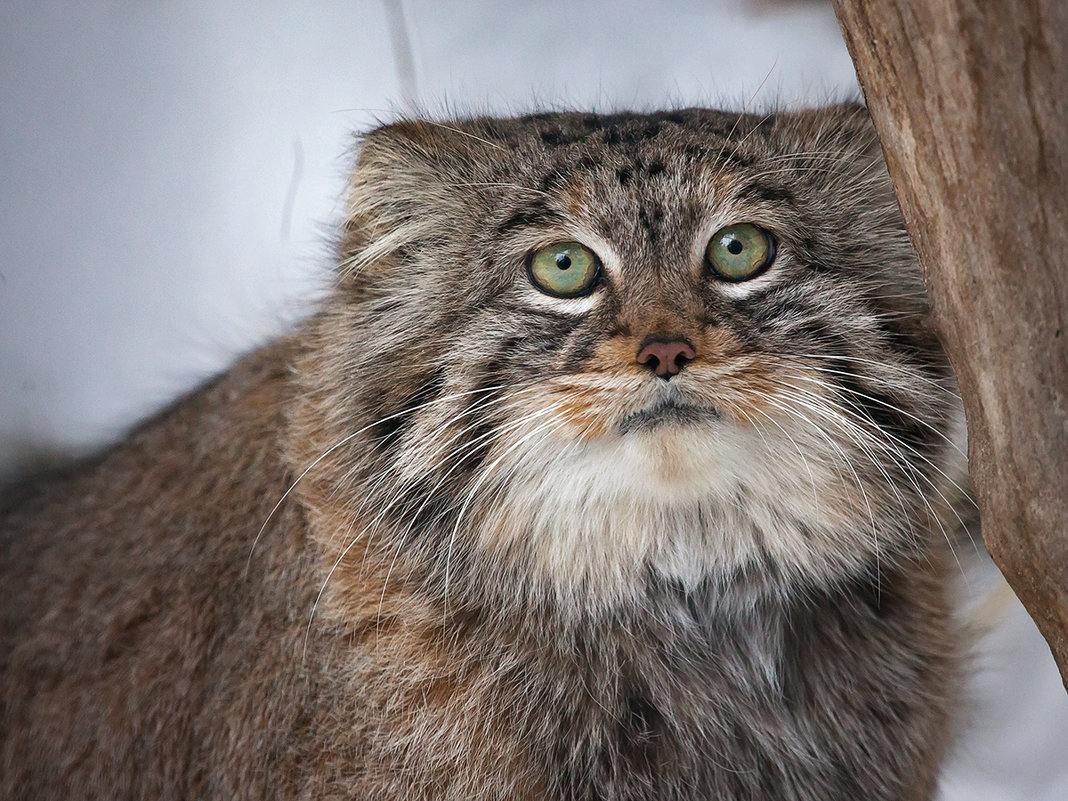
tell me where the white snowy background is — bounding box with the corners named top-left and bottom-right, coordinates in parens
top-left (1, 1), bottom-right (1065, 797)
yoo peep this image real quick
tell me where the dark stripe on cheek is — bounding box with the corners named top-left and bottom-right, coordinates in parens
top-left (381, 473), bottom-right (452, 539)
top-left (445, 351), bottom-right (521, 480)
top-left (450, 418), bottom-right (496, 479)
top-left (847, 563), bottom-right (903, 619)
top-left (801, 259), bottom-right (834, 274)
top-left (828, 358), bottom-right (934, 454)
top-left (561, 323), bottom-right (605, 372)
top-left (370, 365), bottom-right (448, 454)
top-left (879, 322), bottom-right (944, 365)
top-left (791, 318), bottom-right (844, 351)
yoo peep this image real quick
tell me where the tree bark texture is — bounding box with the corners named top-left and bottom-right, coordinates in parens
top-left (831, 0), bottom-right (1068, 687)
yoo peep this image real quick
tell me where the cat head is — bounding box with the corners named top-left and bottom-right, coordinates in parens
top-left (296, 106), bottom-right (966, 612)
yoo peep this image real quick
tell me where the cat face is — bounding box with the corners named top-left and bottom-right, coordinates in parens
top-left (311, 107), bottom-right (965, 608)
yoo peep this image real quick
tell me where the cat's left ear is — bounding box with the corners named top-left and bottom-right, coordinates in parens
top-left (792, 101), bottom-right (885, 162)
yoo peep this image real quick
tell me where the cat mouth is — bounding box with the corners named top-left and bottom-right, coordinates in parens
top-left (618, 397), bottom-right (721, 434)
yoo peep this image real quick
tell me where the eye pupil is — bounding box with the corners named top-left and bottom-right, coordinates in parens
top-left (726, 238), bottom-right (743, 255)
top-left (556, 254), bottom-right (572, 270)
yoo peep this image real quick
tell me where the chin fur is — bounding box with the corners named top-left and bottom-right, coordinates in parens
top-left (470, 408), bottom-right (930, 611)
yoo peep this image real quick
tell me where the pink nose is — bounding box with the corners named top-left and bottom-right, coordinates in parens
top-left (636, 338), bottom-right (696, 379)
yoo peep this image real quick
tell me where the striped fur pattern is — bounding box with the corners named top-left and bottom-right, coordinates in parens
top-left (2, 106), bottom-right (969, 799)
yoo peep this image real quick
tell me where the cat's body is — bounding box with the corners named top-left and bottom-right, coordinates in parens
top-left (2, 107), bottom-right (966, 800)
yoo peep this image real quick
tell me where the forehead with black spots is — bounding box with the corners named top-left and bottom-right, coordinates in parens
top-left (343, 105), bottom-right (909, 364)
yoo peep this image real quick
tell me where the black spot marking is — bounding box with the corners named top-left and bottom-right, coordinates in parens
top-left (646, 161), bottom-right (666, 177)
top-left (623, 694), bottom-right (661, 741)
top-left (718, 148), bottom-right (754, 169)
top-left (495, 335), bottom-right (522, 358)
top-left (616, 166), bottom-right (633, 186)
top-left (539, 166), bottom-right (571, 192)
top-left (682, 144), bottom-right (713, 163)
top-left (603, 120), bottom-right (663, 147)
top-left (637, 205), bottom-right (664, 243)
top-left (539, 128), bottom-right (568, 147)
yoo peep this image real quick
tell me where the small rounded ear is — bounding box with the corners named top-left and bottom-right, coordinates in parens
top-left (772, 102), bottom-right (889, 192)
top-left (827, 101), bottom-right (883, 156)
top-left (338, 119), bottom-right (490, 282)
top-left (792, 101), bottom-right (884, 160)
top-left (354, 118), bottom-right (485, 180)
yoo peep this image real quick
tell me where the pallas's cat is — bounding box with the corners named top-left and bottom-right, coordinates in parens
top-left (1, 105), bottom-right (970, 800)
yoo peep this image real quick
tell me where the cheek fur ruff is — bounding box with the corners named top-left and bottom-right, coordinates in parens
top-left (471, 402), bottom-right (874, 606)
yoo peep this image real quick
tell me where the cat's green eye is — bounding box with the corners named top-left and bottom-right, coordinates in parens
top-left (705, 223), bottom-right (775, 282)
top-left (527, 241), bottom-right (601, 298)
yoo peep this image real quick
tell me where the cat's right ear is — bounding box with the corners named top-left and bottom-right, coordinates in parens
top-left (338, 119), bottom-right (490, 282)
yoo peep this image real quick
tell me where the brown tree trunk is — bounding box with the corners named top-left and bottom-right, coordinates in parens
top-left (830, 0), bottom-right (1068, 688)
